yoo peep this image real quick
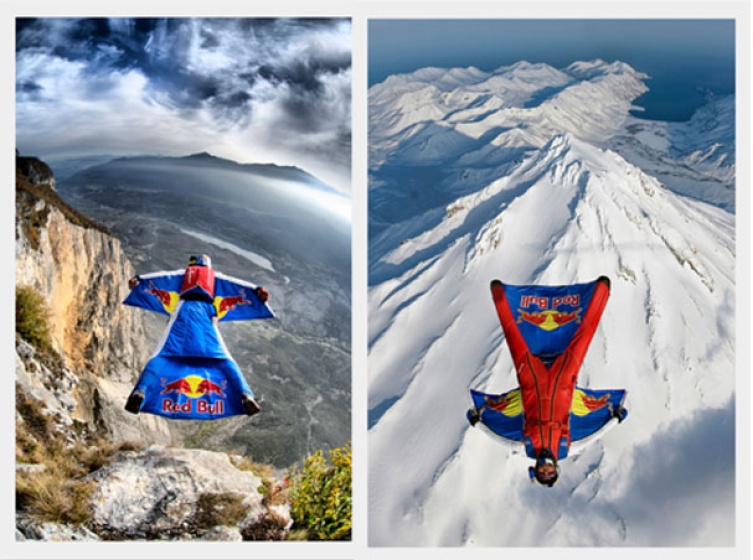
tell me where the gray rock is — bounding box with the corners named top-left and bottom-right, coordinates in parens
top-left (87, 445), bottom-right (274, 537)
top-left (197, 526), bottom-right (243, 541)
top-left (16, 517), bottom-right (100, 541)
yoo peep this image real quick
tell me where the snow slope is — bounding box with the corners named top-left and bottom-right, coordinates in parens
top-left (368, 61), bottom-right (736, 547)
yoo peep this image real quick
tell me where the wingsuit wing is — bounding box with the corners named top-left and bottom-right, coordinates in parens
top-left (470, 386), bottom-right (627, 448)
top-left (469, 388), bottom-right (524, 442)
top-left (123, 270), bottom-right (184, 316)
top-left (570, 387), bottom-right (627, 442)
top-left (128, 298), bottom-right (258, 420)
top-left (213, 272), bottom-right (274, 321)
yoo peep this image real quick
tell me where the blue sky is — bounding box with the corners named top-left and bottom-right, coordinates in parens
top-left (369, 19), bottom-right (735, 121)
top-left (16, 18), bottom-right (352, 193)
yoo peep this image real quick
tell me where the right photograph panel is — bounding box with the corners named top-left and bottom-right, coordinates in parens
top-left (367, 19), bottom-right (736, 547)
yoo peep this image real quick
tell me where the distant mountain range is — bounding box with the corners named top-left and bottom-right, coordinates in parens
top-left (49, 152), bottom-right (342, 197)
top-left (369, 59), bottom-right (734, 243)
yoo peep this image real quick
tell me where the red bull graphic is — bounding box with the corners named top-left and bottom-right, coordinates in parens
top-left (571, 389), bottom-right (611, 416)
top-left (196, 378), bottom-right (227, 398)
top-left (214, 288), bottom-right (252, 320)
top-left (517, 292), bottom-right (583, 331)
top-left (145, 281), bottom-right (179, 314)
top-left (484, 389), bottom-right (522, 417)
top-left (160, 375), bottom-right (227, 415)
top-left (517, 308), bottom-right (582, 331)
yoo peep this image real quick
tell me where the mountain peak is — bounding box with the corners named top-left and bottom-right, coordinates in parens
top-left (185, 151), bottom-right (218, 160)
top-left (565, 59), bottom-right (647, 80)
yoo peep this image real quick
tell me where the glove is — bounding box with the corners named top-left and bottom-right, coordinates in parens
top-left (256, 286), bottom-right (269, 303)
top-left (128, 276), bottom-right (140, 290)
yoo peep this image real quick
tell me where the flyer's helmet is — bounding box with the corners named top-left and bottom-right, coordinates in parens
top-left (189, 254), bottom-right (212, 268)
top-left (529, 450), bottom-right (559, 487)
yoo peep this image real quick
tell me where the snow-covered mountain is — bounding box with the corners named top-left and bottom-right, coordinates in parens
top-left (368, 61), bottom-right (735, 547)
top-left (608, 94), bottom-right (735, 212)
top-left (368, 60), bottom-right (734, 238)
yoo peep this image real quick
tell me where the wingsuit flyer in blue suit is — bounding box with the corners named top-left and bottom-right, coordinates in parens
top-left (123, 254), bottom-right (274, 420)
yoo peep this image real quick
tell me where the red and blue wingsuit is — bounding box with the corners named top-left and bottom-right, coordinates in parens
top-left (123, 254), bottom-right (274, 420)
top-left (468, 276), bottom-right (627, 487)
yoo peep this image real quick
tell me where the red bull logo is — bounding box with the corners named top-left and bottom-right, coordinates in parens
top-left (517, 308), bottom-right (582, 331)
top-left (485, 389), bottom-right (522, 417)
top-left (214, 288), bottom-right (252, 319)
top-left (145, 281), bottom-right (179, 313)
top-left (517, 293), bottom-right (582, 331)
top-left (160, 375), bottom-right (227, 415)
top-left (518, 294), bottom-right (582, 331)
top-left (571, 389), bottom-right (611, 416)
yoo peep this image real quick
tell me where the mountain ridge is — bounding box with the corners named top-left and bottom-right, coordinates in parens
top-left (77, 151), bottom-right (343, 196)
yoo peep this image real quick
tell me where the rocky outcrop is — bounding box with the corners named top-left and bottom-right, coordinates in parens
top-left (87, 445), bottom-right (290, 540)
top-left (16, 192), bottom-right (141, 376)
top-left (16, 445), bottom-right (291, 542)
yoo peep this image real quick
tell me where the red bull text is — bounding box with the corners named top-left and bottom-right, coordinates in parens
top-left (160, 375), bottom-right (227, 414)
top-left (519, 294), bottom-right (580, 309)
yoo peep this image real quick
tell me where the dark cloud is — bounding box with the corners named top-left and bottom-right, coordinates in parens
top-left (15, 17), bottom-right (352, 191)
top-left (17, 17), bottom-right (350, 122)
top-left (16, 81), bottom-right (41, 95)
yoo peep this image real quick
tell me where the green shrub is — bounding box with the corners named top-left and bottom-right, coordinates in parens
top-left (15, 285), bottom-right (53, 352)
top-left (287, 442), bottom-right (351, 540)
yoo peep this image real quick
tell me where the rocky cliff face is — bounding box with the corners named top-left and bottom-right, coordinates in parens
top-left (15, 154), bottom-right (172, 443)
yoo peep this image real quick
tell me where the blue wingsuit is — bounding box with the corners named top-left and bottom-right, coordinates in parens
top-left (123, 255), bottom-right (274, 420)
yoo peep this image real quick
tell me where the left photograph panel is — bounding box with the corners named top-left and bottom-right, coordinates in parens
top-left (15, 17), bottom-right (352, 542)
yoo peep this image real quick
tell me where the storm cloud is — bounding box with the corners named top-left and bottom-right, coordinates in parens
top-left (16, 17), bottom-right (351, 192)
